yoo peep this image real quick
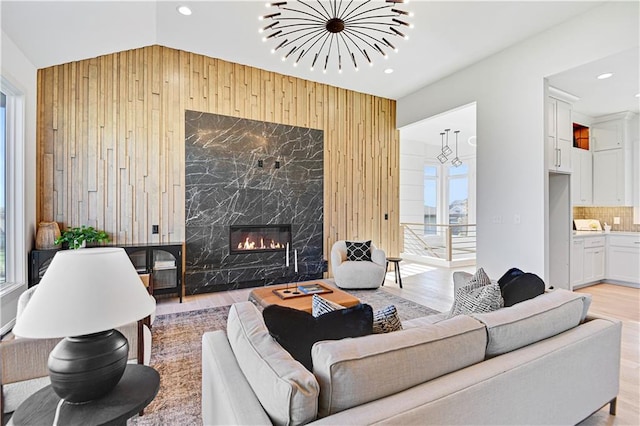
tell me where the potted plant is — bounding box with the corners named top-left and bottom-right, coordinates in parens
top-left (54, 225), bottom-right (110, 249)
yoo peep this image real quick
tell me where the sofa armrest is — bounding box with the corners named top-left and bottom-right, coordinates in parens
top-left (0, 337), bottom-right (60, 385)
top-left (202, 331), bottom-right (272, 426)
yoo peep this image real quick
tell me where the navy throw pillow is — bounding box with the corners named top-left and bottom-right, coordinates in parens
top-left (345, 240), bottom-right (372, 262)
top-left (263, 303), bottom-right (373, 370)
top-left (497, 267), bottom-right (524, 290)
top-left (501, 272), bottom-right (545, 307)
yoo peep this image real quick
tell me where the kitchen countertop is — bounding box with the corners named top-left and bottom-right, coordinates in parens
top-left (573, 231), bottom-right (640, 237)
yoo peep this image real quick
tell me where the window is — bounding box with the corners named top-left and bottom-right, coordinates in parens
top-left (0, 91), bottom-right (5, 283)
top-left (0, 77), bottom-right (27, 288)
top-left (424, 161), bottom-right (474, 237)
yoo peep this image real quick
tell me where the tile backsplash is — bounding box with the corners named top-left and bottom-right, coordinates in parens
top-left (573, 206), bottom-right (640, 232)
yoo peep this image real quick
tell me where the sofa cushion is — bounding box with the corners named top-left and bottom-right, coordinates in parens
top-left (263, 303), bottom-right (373, 371)
top-left (472, 289), bottom-right (592, 357)
top-left (452, 270), bottom-right (473, 292)
top-left (311, 294), bottom-right (345, 317)
top-left (372, 304), bottom-right (403, 334)
top-left (312, 315), bottom-right (487, 417)
top-left (497, 267), bottom-right (525, 288)
top-left (345, 240), bottom-right (372, 261)
top-left (449, 268), bottom-right (503, 318)
top-left (501, 272), bottom-right (545, 307)
top-left (226, 302), bottom-right (319, 426)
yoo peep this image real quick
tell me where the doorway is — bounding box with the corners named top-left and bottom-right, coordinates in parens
top-left (398, 102), bottom-right (477, 267)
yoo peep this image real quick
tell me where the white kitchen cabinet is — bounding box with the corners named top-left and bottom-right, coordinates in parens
top-left (582, 236), bottom-right (605, 284)
top-left (593, 149), bottom-right (625, 205)
top-left (571, 148), bottom-right (592, 206)
top-left (572, 235), bottom-right (606, 287)
top-left (591, 112), bottom-right (637, 206)
top-left (571, 238), bottom-right (584, 288)
top-left (592, 125), bottom-right (621, 151)
top-left (583, 247), bottom-right (605, 283)
top-left (606, 235), bottom-right (640, 284)
top-left (547, 97), bottom-right (572, 173)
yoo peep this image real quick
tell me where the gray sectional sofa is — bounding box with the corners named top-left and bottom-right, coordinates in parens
top-left (202, 289), bottom-right (621, 425)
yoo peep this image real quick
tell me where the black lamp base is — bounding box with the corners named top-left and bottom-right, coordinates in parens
top-left (48, 329), bottom-right (129, 403)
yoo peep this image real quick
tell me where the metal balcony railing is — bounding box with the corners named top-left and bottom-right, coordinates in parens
top-left (401, 223), bottom-right (476, 262)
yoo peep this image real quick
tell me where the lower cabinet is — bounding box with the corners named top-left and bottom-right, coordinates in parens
top-left (606, 235), bottom-right (640, 284)
top-left (583, 246), bottom-right (605, 283)
top-left (572, 235), bottom-right (605, 288)
top-left (571, 239), bottom-right (584, 288)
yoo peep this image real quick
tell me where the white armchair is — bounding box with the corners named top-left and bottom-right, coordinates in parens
top-left (331, 240), bottom-right (386, 289)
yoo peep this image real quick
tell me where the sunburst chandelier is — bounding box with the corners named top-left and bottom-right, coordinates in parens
top-left (259, 0), bottom-right (414, 73)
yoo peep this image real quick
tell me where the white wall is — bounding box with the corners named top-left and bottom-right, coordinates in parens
top-left (399, 138), bottom-right (424, 225)
top-left (397, 2), bottom-right (639, 280)
top-left (1, 30), bottom-right (37, 332)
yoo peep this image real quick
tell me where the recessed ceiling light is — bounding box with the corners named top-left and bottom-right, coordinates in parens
top-left (177, 5), bottom-right (192, 16)
top-left (384, 68), bottom-right (394, 74)
top-left (636, 93), bottom-right (640, 98)
top-left (596, 72), bottom-right (613, 80)
top-left (468, 135), bottom-right (477, 147)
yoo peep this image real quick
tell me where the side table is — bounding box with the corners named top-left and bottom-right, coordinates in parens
top-left (383, 257), bottom-right (403, 288)
top-left (9, 364), bottom-right (159, 426)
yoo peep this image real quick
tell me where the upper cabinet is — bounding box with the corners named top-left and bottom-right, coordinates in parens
top-left (571, 147), bottom-right (592, 206)
top-left (591, 112), bottom-right (638, 206)
top-left (592, 124), bottom-right (621, 151)
top-left (547, 96), bottom-right (572, 173)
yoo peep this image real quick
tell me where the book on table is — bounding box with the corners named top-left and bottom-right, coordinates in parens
top-left (297, 283), bottom-right (329, 295)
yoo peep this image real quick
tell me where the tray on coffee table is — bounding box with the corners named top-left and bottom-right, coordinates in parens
top-left (249, 282), bottom-right (359, 313)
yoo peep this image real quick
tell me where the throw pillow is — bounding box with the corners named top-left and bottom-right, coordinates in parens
top-left (263, 303), bottom-right (373, 370)
top-left (501, 272), bottom-right (545, 307)
top-left (497, 267), bottom-right (525, 290)
top-left (345, 240), bottom-right (372, 262)
top-left (312, 294), bottom-right (345, 317)
top-left (372, 305), bottom-right (403, 334)
top-left (464, 267), bottom-right (492, 288)
top-left (448, 268), bottom-right (503, 318)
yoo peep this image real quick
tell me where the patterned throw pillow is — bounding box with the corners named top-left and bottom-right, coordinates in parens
top-left (312, 294), bottom-right (346, 318)
top-left (448, 268), bottom-right (503, 318)
top-left (372, 305), bottom-right (403, 334)
top-left (313, 295), bottom-right (402, 334)
top-left (345, 240), bottom-right (372, 262)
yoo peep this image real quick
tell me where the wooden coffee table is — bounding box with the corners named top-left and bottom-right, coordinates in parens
top-left (249, 282), bottom-right (360, 313)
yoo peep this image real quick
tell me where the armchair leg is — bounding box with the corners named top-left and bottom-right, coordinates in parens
top-left (609, 397), bottom-right (617, 415)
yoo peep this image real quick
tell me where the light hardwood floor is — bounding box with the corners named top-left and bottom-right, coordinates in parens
top-left (157, 265), bottom-right (639, 425)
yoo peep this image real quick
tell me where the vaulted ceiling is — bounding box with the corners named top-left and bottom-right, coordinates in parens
top-left (2, 1), bottom-right (605, 100)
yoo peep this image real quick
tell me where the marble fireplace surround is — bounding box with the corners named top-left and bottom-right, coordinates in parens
top-left (185, 110), bottom-right (324, 294)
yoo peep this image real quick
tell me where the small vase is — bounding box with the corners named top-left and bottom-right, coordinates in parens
top-left (35, 222), bottom-right (61, 249)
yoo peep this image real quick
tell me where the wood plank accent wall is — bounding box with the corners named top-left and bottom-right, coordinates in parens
top-left (36, 45), bottom-right (400, 267)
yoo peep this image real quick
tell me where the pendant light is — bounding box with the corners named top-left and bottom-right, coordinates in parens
top-left (437, 132), bottom-right (448, 163)
top-left (442, 128), bottom-right (453, 156)
top-left (451, 130), bottom-right (463, 167)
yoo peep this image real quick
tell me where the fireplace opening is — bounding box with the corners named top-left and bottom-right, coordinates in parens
top-left (230, 225), bottom-right (292, 254)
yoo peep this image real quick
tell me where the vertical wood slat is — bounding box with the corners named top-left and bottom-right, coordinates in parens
top-left (36, 44), bottom-right (401, 270)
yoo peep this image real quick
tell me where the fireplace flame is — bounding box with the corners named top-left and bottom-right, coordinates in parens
top-left (237, 236), bottom-right (284, 251)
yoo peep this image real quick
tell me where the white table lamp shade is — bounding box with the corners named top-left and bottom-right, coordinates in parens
top-left (13, 247), bottom-right (156, 338)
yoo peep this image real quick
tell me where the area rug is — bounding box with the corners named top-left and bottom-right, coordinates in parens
top-left (130, 289), bottom-right (439, 425)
